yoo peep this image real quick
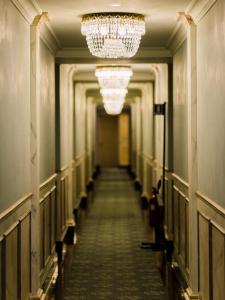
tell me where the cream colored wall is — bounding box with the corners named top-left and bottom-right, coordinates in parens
top-left (86, 97), bottom-right (96, 181)
top-left (74, 84), bottom-right (86, 158)
top-left (0, 0), bottom-right (30, 213)
top-left (39, 40), bottom-right (56, 183)
top-left (60, 65), bottom-right (74, 168)
top-left (154, 65), bottom-right (169, 184)
top-left (197, 0), bottom-right (225, 208)
top-left (141, 83), bottom-right (154, 195)
top-left (168, 21), bottom-right (191, 289)
top-left (195, 1), bottom-right (225, 299)
top-left (173, 40), bottom-right (188, 182)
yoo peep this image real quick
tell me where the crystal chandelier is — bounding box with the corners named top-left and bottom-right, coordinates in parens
top-left (100, 88), bottom-right (127, 101)
top-left (104, 102), bottom-right (123, 115)
top-left (96, 66), bottom-right (132, 115)
top-left (100, 89), bottom-right (127, 115)
top-left (95, 66), bottom-right (133, 89)
top-left (81, 13), bottom-right (145, 58)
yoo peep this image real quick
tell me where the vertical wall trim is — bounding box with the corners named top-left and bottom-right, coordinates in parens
top-left (55, 64), bottom-right (61, 172)
top-left (197, 211), bottom-right (200, 291)
top-left (186, 17), bottom-right (199, 292)
top-left (167, 63), bottom-right (173, 172)
top-left (1, 237), bottom-right (6, 300)
top-left (17, 222), bottom-right (21, 300)
top-left (208, 222), bottom-right (213, 300)
top-left (29, 212), bottom-right (32, 292)
top-left (55, 64), bottom-right (62, 240)
top-left (30, 20), bottom-right (41, 295)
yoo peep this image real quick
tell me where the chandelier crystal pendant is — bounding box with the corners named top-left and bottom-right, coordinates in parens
top-left (104, 102), bottom-right (123, 115)
top-left (101, 89), bottom-right (126, 115)
top-left (81, 13), bottom-right (145, 58)
top-left (100, 88), bottom-right (127, 101)
top-left (95, 66), bottom-right (133, 89)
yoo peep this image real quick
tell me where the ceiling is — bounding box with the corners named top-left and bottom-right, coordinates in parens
top-left (36, 0), bottom-right (192, 49)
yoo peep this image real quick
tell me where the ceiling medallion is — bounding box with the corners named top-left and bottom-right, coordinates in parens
top-left (81, 13), bottom-right (145, 58)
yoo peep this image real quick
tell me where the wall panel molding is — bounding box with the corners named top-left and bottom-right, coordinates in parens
top-left (0, 193), bottom-right (32, 225)
top-left (197, 191), bottom-right (225, 218)
top-left (172, 173), bottom-right (189, 189)
top-left (39, 175), bottom-right (57, 286)
top-left (0, 211), bottom-right (31, 300)
top-left (197, 209), bottom-right (225, 300)
top-left (172, 174), bottom-right (190, 283)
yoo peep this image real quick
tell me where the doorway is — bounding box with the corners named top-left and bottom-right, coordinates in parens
top-left (97, 114), bottom-right (119, 167)
top-left (96, 111), bottom-right (131, 168)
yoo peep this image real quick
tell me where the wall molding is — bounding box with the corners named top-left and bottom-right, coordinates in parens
top-left (186, 0), bottom-right (218, 24)
top-left (197, 191), bottom-right (225, 218)
top-left (172, 183), bottom-right (190, 280)
top-left (40, 174), bottom-right (57, 191)
top-left (172, 173), bottom-right (189, 189)
top-left (10, 0), bottom-right (37, 24)
top-left (60, 161), bottom-right (73, 173)
top-left (10, 0), bottom-right (60, 54)
top-left (40, 24), bottom-right (60, 55)
top-left (75, 154), bottom-right (85, 162)
top-left (0, 193), bottom-right (32, 224)
top-left (142, 153), bottom-right (154, 163)
top-left (167, 13), bottom-right (188, 54)
top-left (197, 209), bottom-right (225, 300)
top-left (0, 209), bottom-right (32, 300)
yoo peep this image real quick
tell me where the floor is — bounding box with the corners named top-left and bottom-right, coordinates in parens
top-left (51, 168), bottom-right (168, 300)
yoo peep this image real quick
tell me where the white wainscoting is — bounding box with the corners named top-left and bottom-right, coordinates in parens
top-left (131, 150), bottom-right (137, 175)
top-left (0, 194), bottom-right (32, 300)
top-left (197, 192), bottom-right (225, 300)
top-left (39, 174), bottom-right (57, 285)
top-left (75, 156), bottom-right (83, 207)
top-left (172, 173), bottom-right (189, 282)
top-left (142, 154), bottom-right (154, 197)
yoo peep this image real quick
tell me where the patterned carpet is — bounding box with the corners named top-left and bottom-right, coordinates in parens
top-left (57, 168), bottom-right (168, 300)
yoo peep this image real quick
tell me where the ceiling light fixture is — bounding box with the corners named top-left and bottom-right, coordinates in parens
top-left (95, 65), bottom-right (133, 89)
top-left (81, 13), bottom-right (145, 58)
top-left (100, 88), bottom-right (127, 101)
top-left (100, 89), bottom-right (127, 115)
top-left (104, 102), bottom-right (123, 115)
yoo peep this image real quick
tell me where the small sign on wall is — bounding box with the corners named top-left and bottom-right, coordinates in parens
top-left (154, 103), bottom-right (166, 115)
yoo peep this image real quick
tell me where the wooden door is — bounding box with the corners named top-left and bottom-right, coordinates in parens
top-left (118, 113), bottom-right (130, 166)
top-left (97, 115), bottom-right (118, 167)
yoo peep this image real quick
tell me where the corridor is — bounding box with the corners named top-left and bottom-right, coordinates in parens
top-left (1, 0), bottom-right (225, 299)
top-left (53, 169), bottom-right (167, 300)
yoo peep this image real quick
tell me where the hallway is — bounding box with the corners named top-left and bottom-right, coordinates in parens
top-left (1, 0), bottom-right (225, 299)
top-left (53, 169), bottom-right (167, 300)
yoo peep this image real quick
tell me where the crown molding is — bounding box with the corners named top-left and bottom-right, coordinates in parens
top-left (186, 0), bottom-right (217, 24)
top-left (11, 0), bottom-right (38, 23)
top-left (10, 0), bottom-right (61, 54)
top-left (55, 47), bottom-right (172, 64)
top-left (31, 0), bottom-right (62, 49)
top-left (166, 13), bottom-right (188, 54)
top-left (39, 19), bottom-right (60, 55)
